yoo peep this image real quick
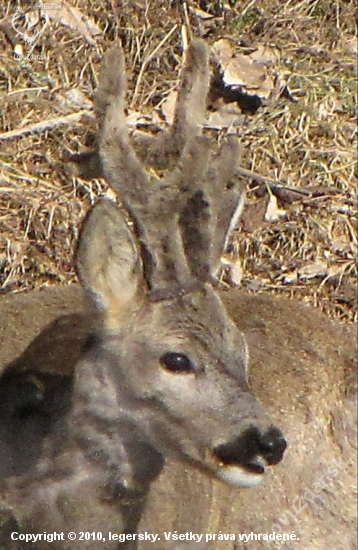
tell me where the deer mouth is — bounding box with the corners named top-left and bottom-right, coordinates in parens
top-left (214, 455), bottom-right (268, 488)
top-left (211, 425), bottom-right (287, 487)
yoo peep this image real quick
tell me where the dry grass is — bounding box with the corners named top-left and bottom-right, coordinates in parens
top-left (0, 0), bottom-right (356, 321)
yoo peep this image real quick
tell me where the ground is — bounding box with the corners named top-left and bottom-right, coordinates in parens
top-left (0, 0), bottom-right (356, 321)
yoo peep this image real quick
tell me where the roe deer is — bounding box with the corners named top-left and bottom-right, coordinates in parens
top-left (0, 39), bottom-right (289, 548)
top-left (0, 286), bottom-right (356, 550)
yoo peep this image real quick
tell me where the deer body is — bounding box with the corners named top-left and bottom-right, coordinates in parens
top-left (0, 283), bottom-right (285, 549)
top-left (0, 286), bottom-right (356, 549)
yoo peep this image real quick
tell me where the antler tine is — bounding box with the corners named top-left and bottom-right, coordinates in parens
top-left (177, 136), bottom-right (242, 281)
top-left (95, 48), bottom-right (123, 127)
top-left (206, 136), bottom-right (244, 274)
top-left (98, 48), bottom-right (150, 203)
top-left (71, 40), bottom-right (211, 177)
top-left (169, 39), bottom-right (210, 151)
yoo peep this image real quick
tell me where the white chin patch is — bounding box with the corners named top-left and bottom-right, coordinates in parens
top-left (217, 465), bottom-right (265, 488)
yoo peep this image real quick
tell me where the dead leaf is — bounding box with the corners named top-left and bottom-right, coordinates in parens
top-left (212, 39), bottom-right (275, 99)
top-left (43, 0), bottom-right (101, 46)
top-left (188, 6), bottom-right (216, 20)
top-left (212, 38), bottom-right (234, 66)
top-left (59, 88), bottom-right (93, 110)
top-left (298, 262), bottom-right (328, 280)
top-left (317, 96), bottom-right (345, 119)
top-left (331, 237), bottom-right (351, 254)
top-left (282, 271), bottom-right (298, 284)
top-left (221, 255), bottom-right (243, 287)
top-left (160, 90), bottom-right (177, 125)
top-left (160, 90), bottom-right (245, 131)
top-left (326, 263), bottom-right (349, 278)
top-left (249, 44), bottom-right (281, 65)
top-left (240, 201), bottom-right (267, 233)
top-left (264, 194), bottom-right (286, 222)
top-left (205, 103), bottom-right (244, 130)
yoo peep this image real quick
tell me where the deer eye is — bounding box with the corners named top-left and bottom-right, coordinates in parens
top-left (160, 352), bottom-right (194, 373)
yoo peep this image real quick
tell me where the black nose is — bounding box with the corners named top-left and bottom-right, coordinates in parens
top-left (214, 426), bottom-right (287, 474)
top-left (259, 426), bottom-right (287, 465)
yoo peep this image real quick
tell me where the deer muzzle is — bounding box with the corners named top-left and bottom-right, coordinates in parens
top-left (213, 425), bottom-right (287, 487)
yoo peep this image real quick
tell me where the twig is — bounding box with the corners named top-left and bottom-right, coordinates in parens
top-left (0, 110), bottom-right (92, 140)
top-left (236, 167), bottom-right (311, 197)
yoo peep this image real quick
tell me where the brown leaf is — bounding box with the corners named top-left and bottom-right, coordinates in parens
top-left (222, 255), bottom-right (244, 287)
top-left (43, 0), bottom-right (101, 45)
top-left (160, 90), bottom-right (177, 125)
top-left (205, 102), bottom-right (244, 130)
top-left (188, 6), bottom-right (216, 20)
top-left (212, 39), bottom-right (275, 99)
top-left (249, 44), bottom-right (281, 65)
top-left (298, 262), bottom-right (328, 280)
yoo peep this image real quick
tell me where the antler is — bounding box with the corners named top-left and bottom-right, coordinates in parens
top-left (96, 39), bottom-right (244, 295)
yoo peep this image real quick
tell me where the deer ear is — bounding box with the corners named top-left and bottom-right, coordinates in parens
top-left (76, 198), bottom-right (144, 324)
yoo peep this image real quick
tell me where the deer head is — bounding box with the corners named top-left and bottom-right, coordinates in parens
top-left (69, 38), bottom-right (286, 494)
top-left (0, 41), bottom-right (288, 550)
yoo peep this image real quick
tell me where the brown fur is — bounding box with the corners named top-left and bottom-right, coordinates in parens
top-left (0, 286), bottom-right (356, 549)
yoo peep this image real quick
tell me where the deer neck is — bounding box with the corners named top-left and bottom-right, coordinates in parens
top-left (67, 344), bottom-right (165, 496)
